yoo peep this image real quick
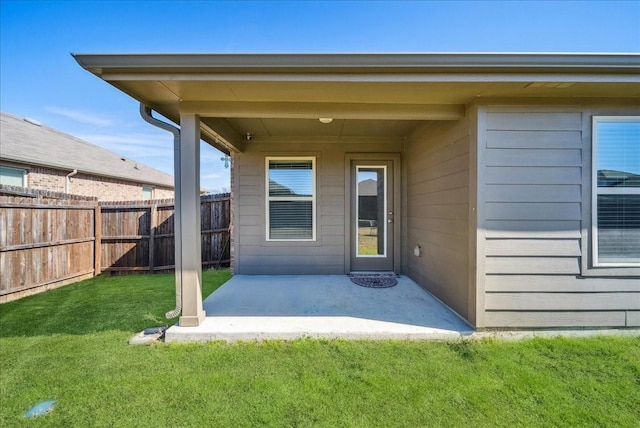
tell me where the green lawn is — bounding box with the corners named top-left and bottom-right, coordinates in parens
top-left (1, 271), bottom-right (639, 427)
top-left (358, 226), bottom-right (380, 255)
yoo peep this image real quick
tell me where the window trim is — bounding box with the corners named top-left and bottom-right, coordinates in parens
top-left (355, 164), bottom-right (388, 258)
top-left (265, 156), bottom-right (316, 242)
top-left (591, 116), bottom-right (640, 267)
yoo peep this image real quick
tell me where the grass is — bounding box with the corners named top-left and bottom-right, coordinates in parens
top-left (358, 226), bottom-right (380, 255)
top-left (1, 271), bottom-right (639, 427)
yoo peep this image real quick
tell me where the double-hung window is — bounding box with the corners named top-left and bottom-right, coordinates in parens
top-left (592, 116), bottom-right (640, 266)
top-left (266, 157), bottom-right (316, 241)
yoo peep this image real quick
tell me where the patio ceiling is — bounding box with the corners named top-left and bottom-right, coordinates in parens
top-left (209, 117), bottom-right (425, 140)
top-left (73, 53), bottom-right (640, 153)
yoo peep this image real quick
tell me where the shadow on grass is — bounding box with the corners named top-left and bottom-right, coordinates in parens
top-left (0, 270), bottom-right (231, 338)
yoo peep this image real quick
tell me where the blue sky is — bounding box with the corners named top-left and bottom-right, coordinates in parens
top-left (1, 0), bottom-right (639, 192)
top-left (597, 121), bottom-right (640, 180)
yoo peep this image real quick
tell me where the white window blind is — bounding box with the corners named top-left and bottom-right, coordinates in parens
top-left (593, 117), bottom-right (640, 266)
top-left (266, 157), bottom-right (315, 240)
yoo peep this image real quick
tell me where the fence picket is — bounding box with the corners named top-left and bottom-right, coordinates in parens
top-left (0, 188), bottom-right (231, 302)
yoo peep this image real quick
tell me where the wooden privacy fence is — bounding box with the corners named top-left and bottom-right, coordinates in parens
top-left (0, 191), bottom-right (97, 303)
top-left (99, 194), bottom-right (231, 273)
top-left (0, 189), bottom-right (230, 302)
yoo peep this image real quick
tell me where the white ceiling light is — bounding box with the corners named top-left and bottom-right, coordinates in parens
top-left (319, 118), bottom-right (333, 124)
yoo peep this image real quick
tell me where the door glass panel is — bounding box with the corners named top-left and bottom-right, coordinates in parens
top-left (356, 166), bottom-right (386, 257)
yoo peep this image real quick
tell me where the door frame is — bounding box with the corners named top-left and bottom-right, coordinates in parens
top-left (344, 153), bottom-right (401, 274)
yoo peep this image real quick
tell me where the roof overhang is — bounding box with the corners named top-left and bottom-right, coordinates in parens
top-left (73, 53), bottom-right (640, 153)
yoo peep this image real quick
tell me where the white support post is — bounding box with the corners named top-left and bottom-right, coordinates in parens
top-left (176, 114), bottom-right (205, 326)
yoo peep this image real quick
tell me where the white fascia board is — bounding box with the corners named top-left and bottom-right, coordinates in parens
top-left (73, 53), bottom-right (640, 76)
top-left (100, 72), bottom-right (640, 84)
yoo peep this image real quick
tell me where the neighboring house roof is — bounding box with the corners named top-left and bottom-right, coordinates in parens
top-left (358, 179), bottom-right (378, 197)
top-left (0, 112), bottom-right (174, 188)
top-left (73, 52), bottom-right (640, 154)
top-left (598, 169), bottom-right (640, 187)
top-left (268, 179), bottom-right (297, 196)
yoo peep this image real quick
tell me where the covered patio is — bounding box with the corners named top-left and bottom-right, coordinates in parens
top-left (74, 54), bottom-right (640, 332)
top-left (165, 275), bottom-right (474, 342)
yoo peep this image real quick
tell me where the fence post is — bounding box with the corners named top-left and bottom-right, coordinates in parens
top-left (94, 204), bottom-right (102, 276)
top-left (148, 203), bottom-right (157, 273)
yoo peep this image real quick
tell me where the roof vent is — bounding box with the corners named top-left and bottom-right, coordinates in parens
top-left (23, 117), bottom-right (42, 126)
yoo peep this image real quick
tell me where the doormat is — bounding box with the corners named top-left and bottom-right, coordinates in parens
top-left (349, 273), bottom-right (398, 288)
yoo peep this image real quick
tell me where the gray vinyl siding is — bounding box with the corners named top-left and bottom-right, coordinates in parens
top-left (479, 105), bottom-right (640, 328)
top-left (233, 139), bottom-right (401, 274)
top-left (404, 116), bottom-right (474, 323)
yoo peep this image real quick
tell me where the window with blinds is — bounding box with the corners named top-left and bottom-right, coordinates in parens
top-left (266, 157), bottom-right (315, 241)
top-left (592, 117), bottom-right (640, 266)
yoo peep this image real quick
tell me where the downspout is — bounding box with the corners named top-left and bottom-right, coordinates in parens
top-left (65, 169), bottom-right (78, 193)
top-left (139, 104), bottom-right (182, 320)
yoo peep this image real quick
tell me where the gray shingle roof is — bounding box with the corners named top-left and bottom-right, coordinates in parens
top-left (0, 112), bottom-right (174, 188)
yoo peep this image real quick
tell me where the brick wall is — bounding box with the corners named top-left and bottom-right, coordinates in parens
top-left (27, 166), bottom-right (173, 201)
top-left (28, 167), bottom-right (66, 192)
top-left (150, 187), bottom-right (175, 200)
top-left (0, 184), bottom-right (98, 202)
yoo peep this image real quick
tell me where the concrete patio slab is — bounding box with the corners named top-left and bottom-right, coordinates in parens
top-left (165, 275), bottom-right (474, 342)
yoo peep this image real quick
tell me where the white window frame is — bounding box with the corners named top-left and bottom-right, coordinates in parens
top-left (265, 156), bottom-right (316, 242)
top-left (355, 164), bottom-right (388, 258)
top-left (0, 165), bottom-right (27, 187)
top-left (591, 116), bottom-right (640, 267)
